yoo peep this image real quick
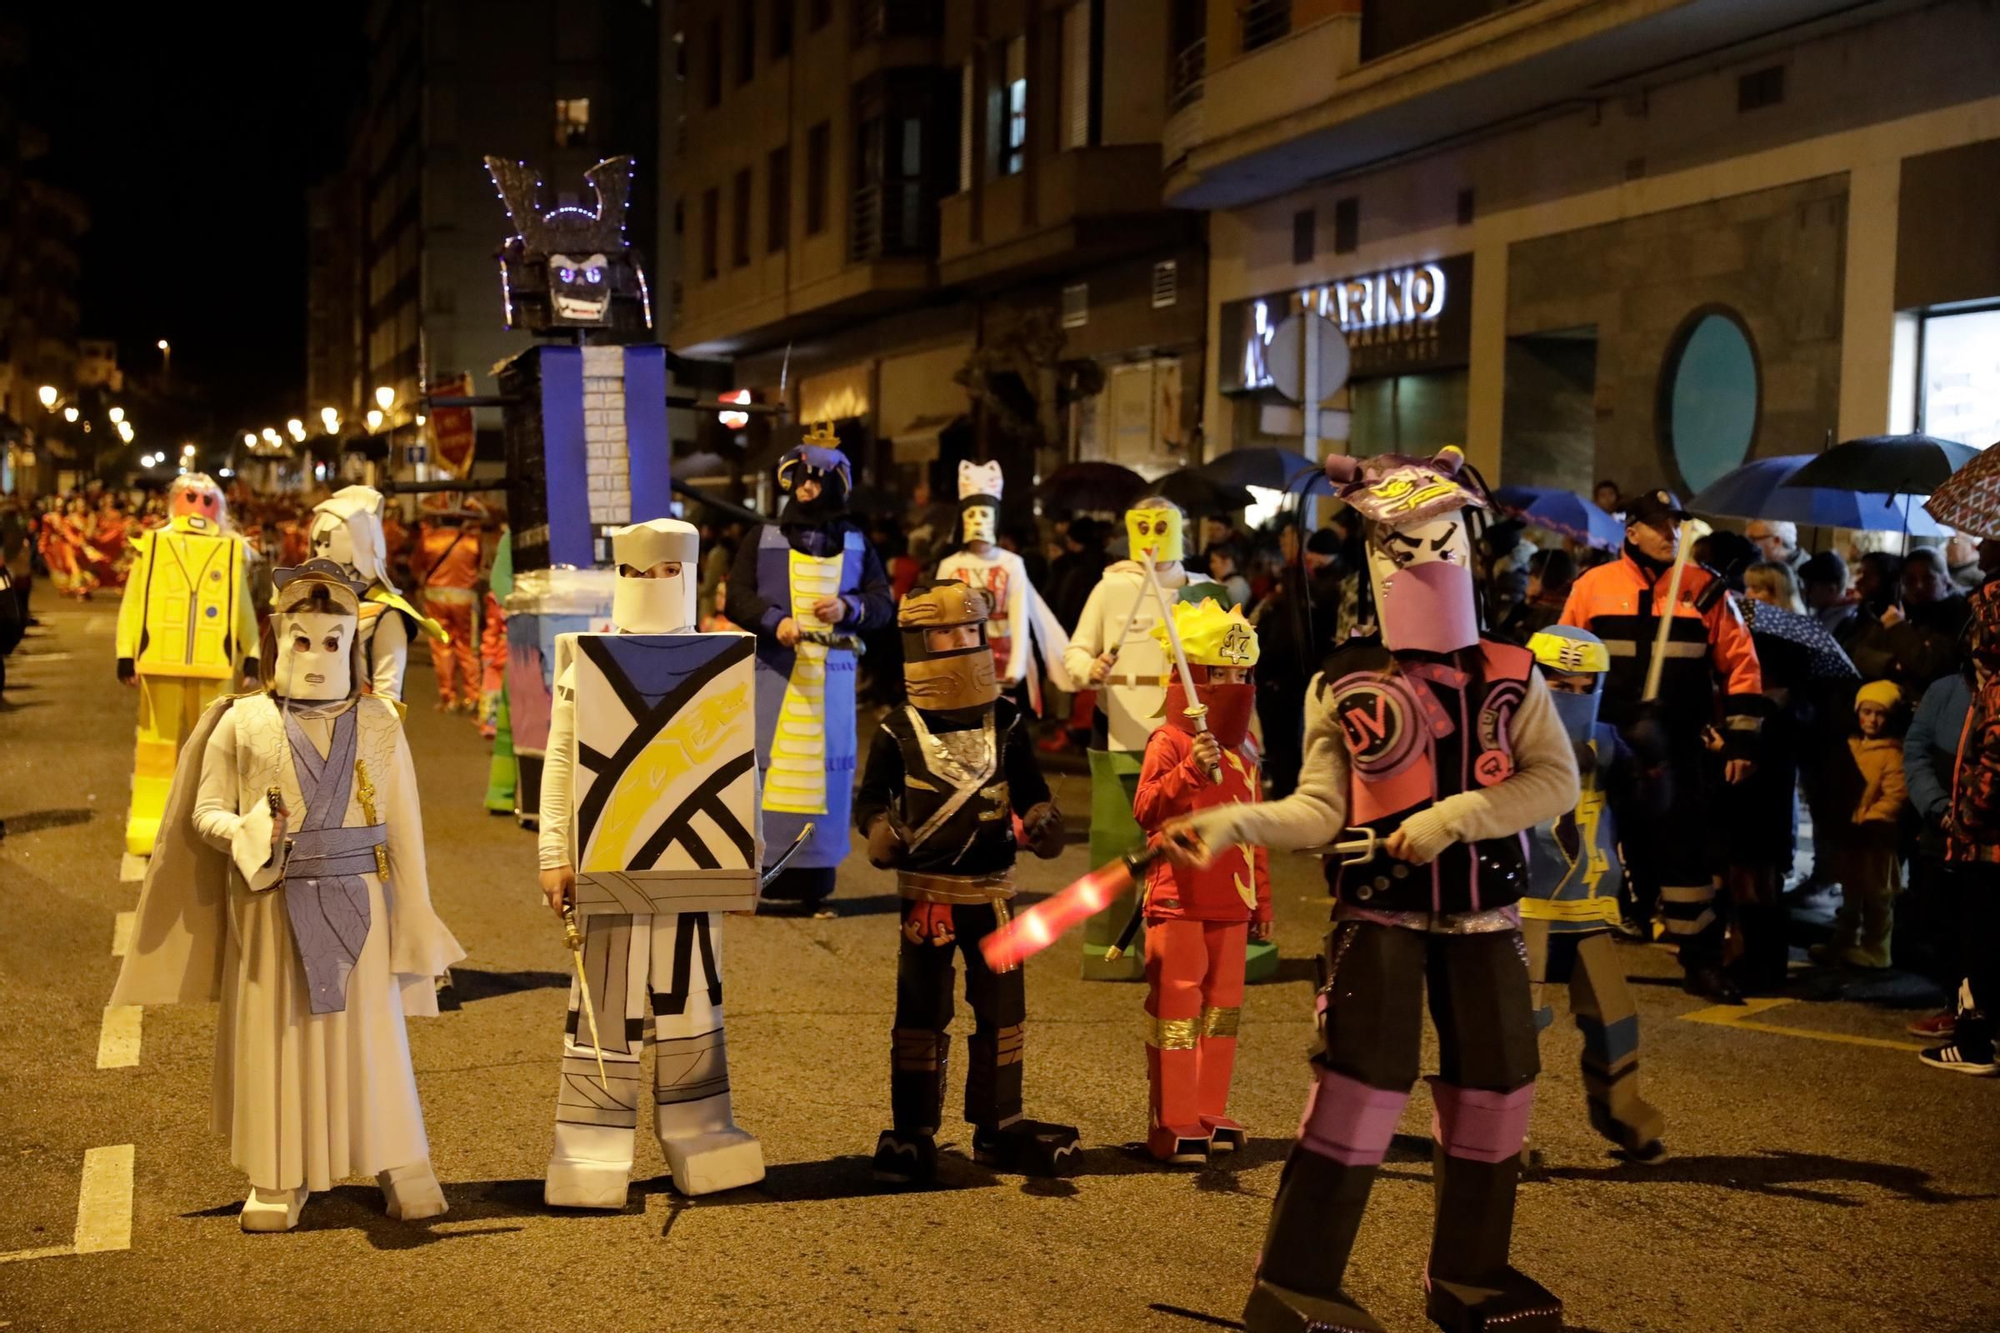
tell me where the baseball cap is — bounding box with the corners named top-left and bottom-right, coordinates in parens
top-left (1624, 489), bottom-right (1692, 525)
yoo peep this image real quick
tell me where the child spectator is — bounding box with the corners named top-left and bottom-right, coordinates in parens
top-left (1813, 680), bottom-right (1908, 970)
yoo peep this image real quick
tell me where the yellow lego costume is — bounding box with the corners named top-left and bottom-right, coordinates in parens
top-left (116, 509), bottom-right (258, 855)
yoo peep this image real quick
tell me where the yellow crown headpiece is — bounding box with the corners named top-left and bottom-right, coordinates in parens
top-left (801, 419), bottom-right (839, 448)
top-left (1152, 597), bottom-right (1260, 670)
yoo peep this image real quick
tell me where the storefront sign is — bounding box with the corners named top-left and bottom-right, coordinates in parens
top-left (1220, 253), bottom-right (1473, 391)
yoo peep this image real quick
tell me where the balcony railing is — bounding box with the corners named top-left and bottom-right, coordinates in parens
top-left (1239, 0), bottom-right (1293, 52)
top-left (852, 0), bottom-right (938, 45)
top-left (848, 182), bottom-right (933, 263)
top-left (1168, 37), bottom-right (1206, 113)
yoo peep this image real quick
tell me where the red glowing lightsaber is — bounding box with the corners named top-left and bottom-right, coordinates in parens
top-left (979, 843), bottom-right (1169, 973)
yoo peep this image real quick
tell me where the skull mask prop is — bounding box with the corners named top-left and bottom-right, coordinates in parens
top-left (169, 473), bottom-right (227, 531)
top-left (958, 459), bottom-right (1003, 547)
top-left (485, 154), bottom-right (650, 335)
top-left (1326, 446), bottom-right (1487, 655)
top-left (610, 518), bottom-right (701, 634)
top-left (265, 560), bottom-right (369, 703)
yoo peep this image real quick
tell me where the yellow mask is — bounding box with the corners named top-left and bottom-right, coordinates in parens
top-left (1125, 505), bottom-right (1184, 565)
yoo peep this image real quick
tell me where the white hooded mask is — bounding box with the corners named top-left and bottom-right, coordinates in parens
top-left (309, 485), bottom-right (393, 589)
top-left (610, 518), bottom-right (701, 633)
top-left (275, 610), bottom-right (357, 702)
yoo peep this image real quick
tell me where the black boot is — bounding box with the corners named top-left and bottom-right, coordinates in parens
top-left (1427, 1137), bottom-right (1561, 1332)
top-left (1242, 1147), bottom-right (1382, 1332)
top-left (871, 1130), bottom-right (937, 1185)
top-left (1243, 1279), bottom-right (1386, 1333)
top-left (1424, 1269), bottom-right (1563, 1333)
top-left (1683, 962), bottom-right (1743, 1004)
top-left (971, 1120), bottom-right (1080, 1176)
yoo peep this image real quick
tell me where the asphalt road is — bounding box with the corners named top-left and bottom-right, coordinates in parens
top-left (3, 599), bottom-right (1998, 1333)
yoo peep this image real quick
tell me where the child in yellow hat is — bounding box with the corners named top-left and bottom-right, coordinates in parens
top-left (1813, 679), bottom-right (1908, 970)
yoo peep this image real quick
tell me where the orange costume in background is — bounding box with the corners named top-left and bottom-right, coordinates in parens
top-left (416, 504), bottom-right (483, 709)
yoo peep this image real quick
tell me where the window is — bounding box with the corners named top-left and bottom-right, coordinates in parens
top-left (732, 168), bottom-right (752, 267)
top-left (1919, 306), bottom-right (2000, 447)
top-left (1061, 282), bottom-right (1089, 329)
top-left (1151, 260), bottom-right (1178, 309)
top-left (1456, 188), bottom-right (1475, 226)
top-left (553, 98), bottom-right (590, 148)
top-left (673, 195), bottom-right (684, 236)
top-left (772, 0), bottom-right (793, 58)
top-left (700, 187), bottom-right (719, 279)
top-left (809, 0), bottom-right (830, 31)
top-left (767, 146), bottom-right (790, 252)
top-left (1659, 307), bottom-right (1759, 493)
top-left (805, 121), bottom-right (830, 235)
top-left (1292, 208), bottom-right (1314, 265)
top-left (737, 2), bottom-right (756, 85)
top-left (1001, 36), bottom-right (1027, 176)
top-left (957, 62), bottom-right (974, 193)
top-left (1333, 197), bottom-right (1359, 254)
top-left (704, 16), bottom-right (722, 107)
top-left (1738, 65), bottom-right (1785, 113)
top-left (1059, 2), bottom-right (1091, 151)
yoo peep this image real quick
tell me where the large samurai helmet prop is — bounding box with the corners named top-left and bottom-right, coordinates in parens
top-left (958, 459), bottom-right (1003, 546)
top-left (484, 154), bottom-right (650, 335)
top-left (309, 484), bottom-right (394, 590)
top-left (264, 559), bottom-right (369, 703)
top-left (1325, 446), bottom-right (1488, 654)
top-left (609, 518), bottom-right (700, 634)
top-left (1152, 598), bottom-right (1260, 747)
top-left (1528, 623), bottom-right (1611, 743)
top-left (899, 579), bottom-right (1000, 712)
top-left (168, 472), bottom-right (227, 530)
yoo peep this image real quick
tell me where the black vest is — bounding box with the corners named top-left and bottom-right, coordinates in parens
top-left (888, 698), bottom-right (1022, 876)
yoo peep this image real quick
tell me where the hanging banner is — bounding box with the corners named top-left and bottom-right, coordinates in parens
top-left (429, 371), bottom-right (478, 478)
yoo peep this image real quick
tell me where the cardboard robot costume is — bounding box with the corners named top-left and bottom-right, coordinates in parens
top-left (116, 472), bottom-right (260, 855)
top-left (111, 559), bottom-right (464, 1232)
top-left (539, 519), bottom-right (766, 1205)
top-left (853, 580), bottom-right (1077, 1183)
top-left (307, 485), bottom-right (447, 702)
top-left (1169, 447), bottom-right (1578, 1333)
top-left (934, 460), bottom-right (1072, 709)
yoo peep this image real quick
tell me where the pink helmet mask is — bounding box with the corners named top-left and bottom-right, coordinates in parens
top-left (1324, 447), bottom-right (1486, 654)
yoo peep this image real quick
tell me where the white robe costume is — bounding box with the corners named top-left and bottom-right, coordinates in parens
top-left (112, 691), bottom-right (463, 1195)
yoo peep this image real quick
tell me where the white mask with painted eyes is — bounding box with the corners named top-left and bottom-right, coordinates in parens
top-left (276, 611), bottom-right (355, 701)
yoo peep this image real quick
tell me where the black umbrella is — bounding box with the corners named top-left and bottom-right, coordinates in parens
top-left (1783, 433), bottom-right (1981, 496)
top-left (1196, 447), bottom-right (1318, 492)
top-left (1145, 468), bottom-right (1254, 515)
top-left (1035, 461), bottom-right (1147, 512)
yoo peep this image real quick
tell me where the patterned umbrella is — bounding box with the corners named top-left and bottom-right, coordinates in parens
top-left (1740, 598), bottom-right (1858, 682)
top-left (1924, 441), bottom-right (2000, 539)
top-left (1492, 485), bottom-right (1624, 550)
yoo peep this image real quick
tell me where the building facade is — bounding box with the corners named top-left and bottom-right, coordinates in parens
top-left (1174, 0), bottom-right (2000, 497)
top-left (671, 0), bottom-right (1203, 521)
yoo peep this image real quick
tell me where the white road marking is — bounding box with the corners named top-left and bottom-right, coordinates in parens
top-left (0, 1145), bottom-right (136, 1264)
top-left (96, 1006), bottom-right (142, 1069)
top-left (74, 1145), bottom-right (134, 1254)
top-left (12, 651), bottom-right (74, 663)
top-left (111, 911), bottom-right (135, 957)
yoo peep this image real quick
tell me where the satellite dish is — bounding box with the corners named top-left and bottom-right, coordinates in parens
top-left (1266, 312), bottom-right (1350, 404)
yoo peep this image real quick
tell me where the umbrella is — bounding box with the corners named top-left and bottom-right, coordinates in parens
top-left (1144, 468), bottom-right (1254, 515)
top-left (1690, 454), bottom-right (1950, 535)
top-left (1197, 447), bottom-right (1319, 492)
top-left (1923, 440), bottom-right (2000, 539)
top-left (1739, 598), bottom-right (1859, 682)
top-left (1035, 461), bottom-right (1146, 512)
top-left (1492, 485), bottom-right (1623, 550)
top-left (1784, 433), bottom-right (1980, 495)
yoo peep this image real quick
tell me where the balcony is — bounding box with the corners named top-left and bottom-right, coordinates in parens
top-left (1165, 0), bottom-right (1879, 210)
top-left (852, 0), bottom-right (938, 45)
top-left (1163, 37), bottom-right (1207, 168)
top-left (848, 181), bottom-right (935, 264)
top-left (937, 146), bottom-right (1178, 286)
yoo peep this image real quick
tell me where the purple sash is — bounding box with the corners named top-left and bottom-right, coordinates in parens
top-left (282, 707), bottom-right (386, 1014)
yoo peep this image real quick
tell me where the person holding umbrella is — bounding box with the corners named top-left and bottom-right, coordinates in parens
top-left (1558, 489), bottom-right (1765, 1003)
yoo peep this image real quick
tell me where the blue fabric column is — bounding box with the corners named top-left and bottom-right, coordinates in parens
top-left (622, 345), bottom-right (672, 523)
top-left (538, 346), bottom-right (594, 570)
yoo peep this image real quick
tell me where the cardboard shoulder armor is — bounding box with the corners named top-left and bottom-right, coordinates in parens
top-left (556, 630), bottom-right (761, 917)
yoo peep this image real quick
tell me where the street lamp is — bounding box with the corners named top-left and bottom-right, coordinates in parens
top-left (243, 433), bottom-right (257, 449)
top-left (366, 409), bottom-right (384, 432)
top-left (108, 406), bottom-right (125, 424)
top-left (38, 385), bottom-right (57, 409)
top-left (116, 421), bottom-right (135, 444)
top-left (286, 418), bottom-right (307, 443)
top-left (320, 406), bottom-right (340, 434)
top-left (374, 385), bottom-right (397, 412)
top-left (63, 406), bottom-right (79, 423)
top-left (158, 339), bottom-right (172, 387)
top-left (261, 428), bottom-right (281, 446)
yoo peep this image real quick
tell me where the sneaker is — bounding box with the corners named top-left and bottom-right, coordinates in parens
top-left (1907, 1010), bottom-right (1957, 1039)
top-left (1918, 1042), bottom-right (1997, 1076)
top-left (1684, 963), bottom-right (1744, 1005)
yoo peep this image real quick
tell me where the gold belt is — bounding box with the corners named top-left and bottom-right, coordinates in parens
top-left (896, 869), bottom-right (1017, 906)
top-left (1101, 673), bottom-right (1160, 688)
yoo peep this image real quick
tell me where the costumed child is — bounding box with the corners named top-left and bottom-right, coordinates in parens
top-left (853, 579), bottom-right (1076, 1184)
top-left (1522, 626), bottom-right (1666, 1161)
top-left (934, 459), bottom-right (1071, 712)
top-left (1130, 599), bottom-right (1270, 1164)
top-left (111, 558), bottom-right (464, 1231)
top-left (415, 492), bottom-right (485, 712)
top-left (116, 473), bottom-right (260, 855)
top-left (307, 485), bottom-right (446, 702)
top-left (537, 520), bottom-right (766, 1205)
top-left (1812, 680), bottom-right (1907, 970)
top-left (1160, 447), bottom-right (1578, 1333)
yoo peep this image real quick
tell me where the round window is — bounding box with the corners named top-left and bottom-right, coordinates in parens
top-left (1659, 308), bottom-right (1760, 496)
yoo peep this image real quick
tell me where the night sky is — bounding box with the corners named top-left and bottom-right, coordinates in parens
top-left (19, 9), bottom-right (366, 433)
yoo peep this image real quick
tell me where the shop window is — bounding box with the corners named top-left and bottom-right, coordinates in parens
top-left (1919, 305), bottom-right (2000, 447)
top-left (1659, 307), bottom-right (1759, 495)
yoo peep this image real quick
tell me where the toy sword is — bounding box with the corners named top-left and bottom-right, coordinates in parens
top-left (980, 843), bottom-right (1167, 973)
top-left (760, 821), bottom-right (816, 888)
top-left (1143, 554), bottom-right (1221, 785)
top-left (560, 904), bottom-right (611, 1093)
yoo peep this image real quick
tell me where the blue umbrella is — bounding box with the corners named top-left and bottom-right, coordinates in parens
top-left (1492, 485), bottom-right (1625, 550)
top-left (1687, 454), bottom-right (1950, 535)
